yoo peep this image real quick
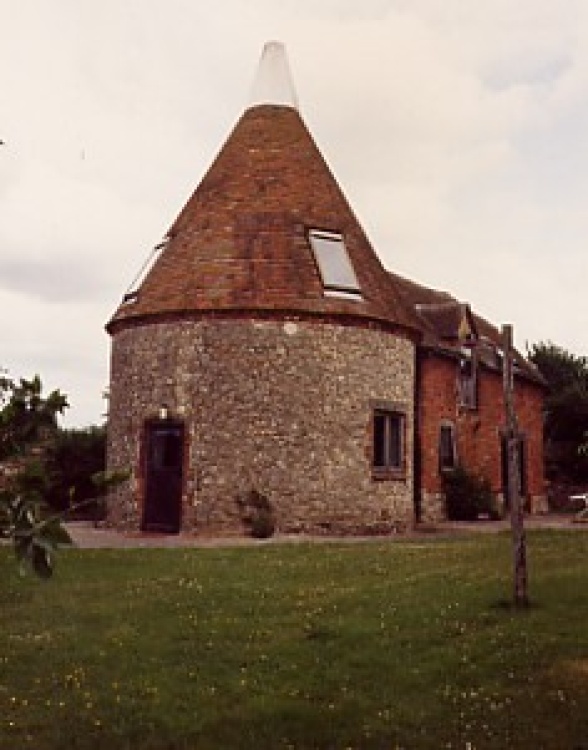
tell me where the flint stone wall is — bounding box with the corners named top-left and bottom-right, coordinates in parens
top-left (107, 317), bottom-right (415, 534)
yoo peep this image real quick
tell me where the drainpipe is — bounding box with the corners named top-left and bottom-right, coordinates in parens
top-left (413, 347), bottom-right (422, 524)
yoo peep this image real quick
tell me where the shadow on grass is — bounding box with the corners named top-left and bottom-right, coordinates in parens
top-left (196, 703), bottom-right (407, 750)
top-left (489, 598), bottom-right (542, 612)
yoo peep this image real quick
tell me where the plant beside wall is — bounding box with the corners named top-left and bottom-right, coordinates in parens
top-left (45, 426), bottom-right (106, 519)
top-left (236, 489), bottom-right (276, 539)
top-left (442, 465), bottom-right (499, 521)
top-left (0, 373), bottom-right (127, 576)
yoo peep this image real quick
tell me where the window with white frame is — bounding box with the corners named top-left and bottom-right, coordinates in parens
top-left (308, 229), bottom-right (362, 299)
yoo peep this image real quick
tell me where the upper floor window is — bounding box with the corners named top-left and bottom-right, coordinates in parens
top-left (372, 407), bottom-right (405, 478)
top-left (308, 229), bottom-right (362, 299)
top-left (458, 347), bottom-right (478, 410)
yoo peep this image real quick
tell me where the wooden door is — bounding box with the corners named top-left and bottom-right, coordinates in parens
top-left (142, 421), bottom-right (184, 533)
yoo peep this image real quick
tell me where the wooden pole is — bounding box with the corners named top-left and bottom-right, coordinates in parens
top-left (502, 324), bottom-right (529, 606)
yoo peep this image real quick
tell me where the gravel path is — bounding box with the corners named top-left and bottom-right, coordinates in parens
top-left (64, 514), bottom-right (586, 549)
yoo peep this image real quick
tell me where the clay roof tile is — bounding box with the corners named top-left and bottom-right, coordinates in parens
top-left (107, 44), bottom-right (420, 336)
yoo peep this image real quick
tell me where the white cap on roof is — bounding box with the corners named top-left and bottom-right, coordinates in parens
top-left (248, 41), bottom-right (299, 111)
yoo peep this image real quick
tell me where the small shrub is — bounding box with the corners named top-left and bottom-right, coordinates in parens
top-left (236, 489), bottom-right (276, 539)
top-left (443, 465), bottom-right (499, 521)
top-left (250, 507), bottom-right (275, 539)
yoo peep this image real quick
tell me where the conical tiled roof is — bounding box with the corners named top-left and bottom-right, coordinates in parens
top-left (107, 44), bottom-right (420, 335)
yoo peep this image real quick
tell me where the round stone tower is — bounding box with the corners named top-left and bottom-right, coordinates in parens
top-left (106, 42), bottom-right (421, 535)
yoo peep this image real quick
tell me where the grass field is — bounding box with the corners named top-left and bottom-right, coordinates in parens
top-left (1, 530), bottom-right (587, 749)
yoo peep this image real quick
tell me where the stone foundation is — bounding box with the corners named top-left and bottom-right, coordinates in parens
top-left (420, 490), bottom-right (549, 524)
top-left (419, 492), bottom-right (446, 525)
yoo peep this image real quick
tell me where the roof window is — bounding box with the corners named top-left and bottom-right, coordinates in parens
top-left (308, 230), bottom-right (362, 299)
top-left (120, 235), bottom-right (170, 304)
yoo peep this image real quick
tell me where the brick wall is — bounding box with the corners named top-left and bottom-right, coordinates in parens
top-left (418, 352), bottom-right (546, 521)
top-left (107, 316), bottom-right (416, 535)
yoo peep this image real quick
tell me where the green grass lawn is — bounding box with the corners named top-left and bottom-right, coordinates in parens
top-left (1, 531), bottom-right (587, 749)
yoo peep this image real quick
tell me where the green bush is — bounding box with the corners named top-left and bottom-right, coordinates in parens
top-left (15, 459), bottom-right (50, 502)
top-left (250, 507), bottom-right (276, 539)
top-left (45, 426), bottom-right (106, 518)
top-left (236, 489), bottom-right (276, 539)
top-left (443, 465), bottom-right (499, 521)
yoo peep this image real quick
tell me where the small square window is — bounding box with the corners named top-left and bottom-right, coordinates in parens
top-left (309, 230), bottom-right (362, 298)
top-left (439, 423), bottom-right (457, 472)
top-left (373, 409), bottom-right (404, 477)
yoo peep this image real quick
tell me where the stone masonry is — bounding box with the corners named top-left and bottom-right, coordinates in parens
top-left (106, 45), bottom-right (547, 534)
top-left (107, 316), bottom-right (415, 535)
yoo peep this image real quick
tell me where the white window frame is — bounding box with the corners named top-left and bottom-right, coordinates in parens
top-left (308, 229), bottom-right (362, 299)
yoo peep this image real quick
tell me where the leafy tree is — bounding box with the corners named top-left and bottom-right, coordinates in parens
top-left (45, 426), bottom-right (106, 517)
top-left (0, 373), bottom-right (72, 576)
top-left (1, 374), bottom-right (127, 577)
top-left (0, 375), bottom-right (68, 459)
top-left (528, 342), bottom-right (588, 482)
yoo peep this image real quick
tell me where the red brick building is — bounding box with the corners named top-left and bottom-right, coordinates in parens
top-left (105, 42), bottom-right (546, 534)
top-left (391, 273), bottom-right (546, 521)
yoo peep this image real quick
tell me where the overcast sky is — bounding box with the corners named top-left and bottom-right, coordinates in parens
top-left (1, 0), bottom-right (587, 426)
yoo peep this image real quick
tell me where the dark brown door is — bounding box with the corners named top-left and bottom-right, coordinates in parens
top-left (142, 421), bottom-right (184, 533)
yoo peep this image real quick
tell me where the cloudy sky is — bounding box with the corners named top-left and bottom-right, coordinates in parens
top-left (1, 0), bottom-right (587, 426)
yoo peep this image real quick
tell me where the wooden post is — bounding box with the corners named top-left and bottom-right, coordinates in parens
top-left (502, 324), bottom-right (529, 606)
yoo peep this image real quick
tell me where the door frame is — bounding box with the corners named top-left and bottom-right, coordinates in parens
top-left (141, 417), bottom-right (185, 533)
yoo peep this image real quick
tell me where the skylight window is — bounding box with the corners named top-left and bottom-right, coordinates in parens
top-left (121, 235), bottom-right (170, 304)
top-left (308, 230), bottom-right (362, 299)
